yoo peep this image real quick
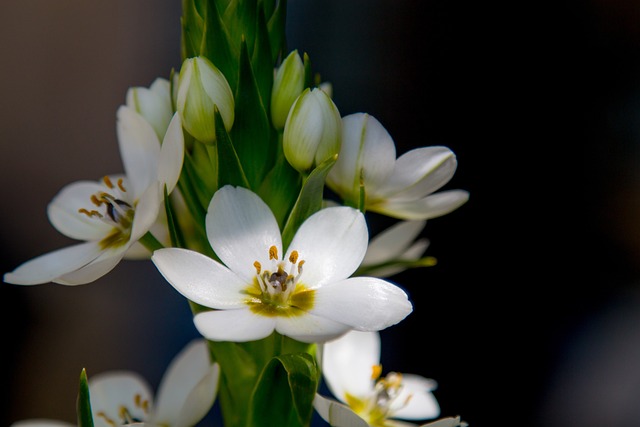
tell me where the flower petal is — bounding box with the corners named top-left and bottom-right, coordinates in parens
top-left (152, 248), bottom-right (248, 309)
top-left (157, 113), bottom-right (185, 193)
top-left (366, 238), bottom-right (430, 278)
top-left (374, 190), bottom-right (470, 220)
top-left (130, 183), bottom-right (162, 243)
top-left (116, 106), bottom-right (161, 198)
top-left (206, 186), bottom-right (282, 282)
top-left (310, 277), bottom-right (412, 331)
top-left (275, 312), bottom-right (351, 343)
top-left (288, 206), bottom-right (367, 288)
top-left (193, 309), bottom-right (276, 342)
top-left (152, 339), bottom-right (219, 427)
top-left (89, 371), bottom-right (153, 426)
top-left (363, 220), bottom-right (427, 266)
top-left (321, 330), bottom-right (381, 401)
top-left (378, 146), bottom-right (457, 200)
top-left (3, 241), bottom-right (104, 285)
top-left (391, 374), bottom-right (440, 420)
top-left (326, 113), bottom-right (396, 202)
top-left (47, 180), bottom-right (114, 240)
top-left (313, 394), bottom-right (370, 427)
top-left (126, 78), bottom-right (173, 141)
top-left (55, 249), bottom-right (125, 285)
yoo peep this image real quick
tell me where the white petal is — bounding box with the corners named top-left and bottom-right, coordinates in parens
top-left (47, 180), bottom-right (114, 240)
top-left (321, 331), bottom-right (380, 402)
top-left (206, 186), bottom-right (282, 282)
top-left (126, 78), bottom-right (173, 140)
top-left (288, 206), bottom-right (367, 288)
top-left (116, 106), bottom-right (161, 198)
top-left (55, 249), bottom-right (126, 285)
top-left (378, 147), bottom-right (456, 199)
top-left (275, 312), bottom-right (351, 343)
top-left (366, 238), bottom-right (430, 278)
top-left (313, 394), bottom-right (370, 427)
top-left (327, 113), bottom-right (396, 201)
top-left (10, 420), bottom-right (75, 427)
top-left (363, 220), bottom-right (427, 266)
top-left (375, 190), bottom-right (469, 220)
top-left (392, 374), bottom-right (440, 420)
top-left (418, 416), bottom-right (467, 427)
top-left (130, 183), bottom-right (162, 243)
top-left (152, 339), bottom-right (219, 427)
top-left (193, 309), bottom-right (276, 342)
top-left (152, 248), bottom-right (248, 309)
top-left (89, 371), bottom-right (153, 427)
top-left (157, 113), bottom-right (185, 193)
top-left (3, 242), bottom-right (104, 285)
top-left (310, 277), bottom-right (413, 330)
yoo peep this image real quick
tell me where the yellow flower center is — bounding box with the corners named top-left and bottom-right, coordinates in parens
top-left (244, 245), bottom-right (315, 316)
top-left (77, 176), bottom-right (135, 250)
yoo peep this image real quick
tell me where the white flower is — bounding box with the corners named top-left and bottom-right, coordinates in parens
top-left (360, 220), bottom-right (431, 278)
top-left (126, 77), bottom-right (174, 141)
top-left (326, 113), bottom-right (469, 220)
top-left (3, 107), bottom-right (184, 285)
top-left (151, 185), bottom-right (413, 343)
top-left (89, 339), bottom-right (219, 427)
top-left (10, 340), bottom-right (218, 427)
top-left (314, 330), bottom-right (440, 427)
top-left (271, 49), bottom-right (305, 130)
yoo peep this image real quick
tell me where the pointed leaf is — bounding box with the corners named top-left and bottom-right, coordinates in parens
top-left (267, 0), bottom-right (288, 62)
top-left (281, 154), bottom-right (337, 249)
top-left (202, 0), bottom-right (238, 90)
top-left (249, 353), bottom-right (319, 427)
top-left (76, 369), bottom-right (94, 427)
top-left (230, 38), bottom-right (274, 188)
top-left (181, 0), bottom-right (204, 60)
top-left (252, 6), bottom-right (274, 110)
top-left (214, 107), bottom-right (251, 188)
top-left (223, 0), bottom-right (257, 56)
top-left (258, 150), bottom-right (302, 228)
top-left (164, 185), bottom-right (185, 248)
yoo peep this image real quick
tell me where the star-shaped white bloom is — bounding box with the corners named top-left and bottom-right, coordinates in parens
top-left (314, 330), bottom-right (440, 427)
top-left (10, 339), bottom-right (219, 427)
top-left (326, 113), bottom-right (469, 220)
top-left (151, 185), bottom-right (413, 343)
top-left (360, 220), bottom-right (431, 278)
top-left (3, 106), bottom-right (184, 285)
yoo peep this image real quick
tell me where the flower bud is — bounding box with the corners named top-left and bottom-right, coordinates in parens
top-left (176, 56), bottom-right (235, 143)
top-left (283, 87), bottom-right (342, 173)
top-left (126, 77), bottom-right (173, 141)
top-left (271, 50), bottom-right (305, 130)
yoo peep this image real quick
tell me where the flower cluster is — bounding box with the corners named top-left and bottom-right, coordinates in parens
top-left (4, 1), bottom-right (469, 427)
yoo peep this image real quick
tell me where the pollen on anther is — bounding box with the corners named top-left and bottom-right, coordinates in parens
top-left (78, 208), bottom-right (102, 218)
top-left (103, 175), bottom-right (114, 189)
top-left (289, 250), bottom-right (299, 263)
top-left (254, 261), bottom-right (262, 274)
top-left (117, 178), bottom-right (127, 192)
top-left (371, 364), bottom-right (383, 380)
top-left (269, 246), bottom-right (278, 260)
top-left (91, 194), bottom-right (103, 206)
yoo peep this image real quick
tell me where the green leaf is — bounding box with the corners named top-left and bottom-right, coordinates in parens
top-left (258, 148), bottom-right (302, 228)
top-left (249, 353), bottom-right (319, 427)
top-left (201, 0), bottom-right (238, 90)
top-left (252, 6), bottom-right (274, 110)
top-left (76, 368), bottom-right (94, 427)
top-left (214, 107), bottom-right (251, 189)
top-left (223, 0), bottom-right (257, 57)
top-left (181, 0), bottom-right (204, 60)
top-left (281, 154), bottom-right (337, 249)
top-left (267, 0), bottom-right (288, 63)
top-left (230, 38), bottom-right (274, 189)
top-left (164, 185), bottom-right (185, 248)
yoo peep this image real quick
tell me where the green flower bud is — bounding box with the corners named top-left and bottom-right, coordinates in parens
top-left (176, 56), bottom-right (235, 143)
top-left (271, 50), bottom-right (305, 130)
top-left (283, 87), bottom-right (342, 173)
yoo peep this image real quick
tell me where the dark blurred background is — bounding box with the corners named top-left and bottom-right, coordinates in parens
top-left (2, 1), bottom-right (640, 427)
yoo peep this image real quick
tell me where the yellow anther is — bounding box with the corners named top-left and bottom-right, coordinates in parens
top-left (141, 399), bottom-right (149, 413)
top-left (91, 194), bottom-right (103, 206)
top-left (103, 175), bottom-right (114, 189)
top-left (298, 260), bottom-right (305, 269)
top-left (134, 393), bottom-right (141, 407)
top-left (78, 208), bottom-right (102, 218)
top-left (96, 411), bottom-right (116, 427)
top-left (371, 364), bottom-right (383, 380)
top-left (269, 245), bottom-right (278, 260)
top-left (117, 178), bottom-right (127, 192)
top-left (289, 250), bottom-right (299, 263)
top-left (254, 261), bottom-right (262, 274)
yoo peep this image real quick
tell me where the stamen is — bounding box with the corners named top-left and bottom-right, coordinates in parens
top-left (95, 411), bottom-right (116, 427)
top-left (269, 245), bottom-right (278, 260)
top-left (103, 175), bottom-right (114, 189)
top-left (78, 208), bottom-right (102, 218)
top-left (254, 261), bottom-right (262, 274)
top-left (372, 364), bottom-right (383, 380)
top-left (117, 178), bottom-right (126, 192)
top-left (91, 194), bottom-right (103, 206)
top-left (289, 250), bottom-right (299, 263)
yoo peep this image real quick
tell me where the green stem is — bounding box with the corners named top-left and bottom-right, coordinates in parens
top-left (138, 232), bottom-right (165, 252)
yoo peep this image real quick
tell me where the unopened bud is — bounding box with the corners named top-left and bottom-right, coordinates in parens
top-left (271, 50), bottom-right (305, 130)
